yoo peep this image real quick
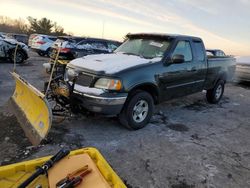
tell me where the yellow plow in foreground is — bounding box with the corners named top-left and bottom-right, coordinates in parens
top-left (8, 72), bottom-right (52, 146)
top-left (7, 45), bottom-right (66, 146)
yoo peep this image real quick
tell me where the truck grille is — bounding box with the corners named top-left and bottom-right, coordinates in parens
top-left (76, 73), bottom-right (94, 87)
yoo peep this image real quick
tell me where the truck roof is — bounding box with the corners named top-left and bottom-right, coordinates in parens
top-left (126, 33), bottom-right (202, 41)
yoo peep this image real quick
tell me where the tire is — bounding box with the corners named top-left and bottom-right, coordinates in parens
top-left (46, 48), bottom-right (52, 57)
top-left (206, 80), bottom-right (225, 104)
top-left (10, 49), bottom-right (25, 64)
top-left (38, 51), bottom-right (45, 56)
top-left (119, 90), bottom-right (154, 130)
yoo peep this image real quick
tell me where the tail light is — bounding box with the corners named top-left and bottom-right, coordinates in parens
top-left (60, 48), bottom-right (70, 53)
top-left (36, 41), bottom-right (45, 44)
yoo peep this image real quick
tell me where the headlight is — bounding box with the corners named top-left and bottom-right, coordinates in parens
top-left (66, 68), bottom-right (78, 81)
top-left (94, 78), bottom-right (122, 90)
top-left (67, 68), bottom-right (79, 77)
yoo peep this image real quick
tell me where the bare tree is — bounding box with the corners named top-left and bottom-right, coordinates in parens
top-left (0, 16), bottom-right (28, 34)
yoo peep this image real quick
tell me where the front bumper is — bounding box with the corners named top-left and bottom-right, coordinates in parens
top-left (72, 84), bottom-right (127, 115)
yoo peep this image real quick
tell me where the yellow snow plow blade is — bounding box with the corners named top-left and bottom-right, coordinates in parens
top-left (8, 72), bottom-right (52, 146)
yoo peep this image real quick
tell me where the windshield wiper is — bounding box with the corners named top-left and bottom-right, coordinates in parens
top-left (122, 52), bottom-right (138, 56)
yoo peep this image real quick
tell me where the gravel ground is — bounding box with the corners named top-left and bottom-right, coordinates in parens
top-left (0, 51), bottom-right (250, 188)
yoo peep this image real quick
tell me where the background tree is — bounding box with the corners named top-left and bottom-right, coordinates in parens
top-left (0, 15), bottom-right (69, 36)
top-left (27, 17), bottom-right (54, 34)
top-left (27, 16), bottom-right (67, 35)
top-left (53, 22), bottom-right (65, 36)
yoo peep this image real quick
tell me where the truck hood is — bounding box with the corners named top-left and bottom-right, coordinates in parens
top-left (68, 53), bottom-right (161, 74)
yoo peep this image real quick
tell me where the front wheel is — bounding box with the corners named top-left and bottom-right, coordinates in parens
top-left (206, 80), bottom-right (225, 104)
top-left (10, 49), bottom-right (25, 64)
top-left (119, 91), bottom-right (154, 130)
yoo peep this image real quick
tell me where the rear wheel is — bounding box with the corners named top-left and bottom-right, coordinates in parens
top-left (119, 90), bottom-right (154, 130)
top-left (206, 80), bottom-right (225, 104)
top-left (46, 48), bottom-right (52, 57)
top-left (38, 51), bottom-right (46, 56)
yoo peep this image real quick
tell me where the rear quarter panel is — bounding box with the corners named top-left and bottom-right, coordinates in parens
top-left (204, 57), bottom-right (236, 89)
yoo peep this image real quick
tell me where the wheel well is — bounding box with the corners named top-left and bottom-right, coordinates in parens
top-left (7, 48), bottom-right (14, 56)
top-left (216, 73), bottom-right (227, 85)
top-left (128, 84), bottom-right (159, 104)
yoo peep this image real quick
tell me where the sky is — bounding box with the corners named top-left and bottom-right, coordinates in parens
top-left (0, 0), bottom-right (250, 55)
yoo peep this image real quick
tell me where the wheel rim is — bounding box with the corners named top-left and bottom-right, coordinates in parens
top-left (12, 52), bottom-right (22, 63)
top-left (215, 84), bottom-right (222, 100)
top-left (132, 100), bottom-right (149, 123)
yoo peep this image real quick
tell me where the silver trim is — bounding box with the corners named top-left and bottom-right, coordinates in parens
top-left (166, 79), bottom-right (205, 89)
top-left (73, 90), bottom-right (127, 105)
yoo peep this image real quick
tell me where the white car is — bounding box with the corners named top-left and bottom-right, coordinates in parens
top-left (235, 56), bottom-right (250, 82)
top-left (30, 34), bottom-right (57, 56)
top-left (28, 33), bottom-right (38, 47)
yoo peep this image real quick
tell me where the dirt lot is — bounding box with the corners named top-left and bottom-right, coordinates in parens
top-left (0, 51), bottom-right (250, 188)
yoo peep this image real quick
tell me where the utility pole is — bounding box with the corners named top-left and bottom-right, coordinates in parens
top-left (102, 20), bottom-right (105, 39)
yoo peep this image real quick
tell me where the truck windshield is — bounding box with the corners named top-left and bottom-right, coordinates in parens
top-left (115, 38), bottom-right (171, 59)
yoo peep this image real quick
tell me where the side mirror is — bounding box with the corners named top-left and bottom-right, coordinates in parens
top-left (171, 54), bottom-right (184, 64)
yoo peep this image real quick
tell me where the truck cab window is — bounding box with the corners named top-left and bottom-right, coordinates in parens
top-left (172, 41), bottom-right (192, 62)
top-left (193, 41), bottom-right (205, 61)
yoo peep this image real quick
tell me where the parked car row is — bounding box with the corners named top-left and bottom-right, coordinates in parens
top-left (0, 31), bottom-right (122, 64)
top-left (29, 34), bottom-right (122, 59)
top-left (49, 36), bottom-right (122, 60)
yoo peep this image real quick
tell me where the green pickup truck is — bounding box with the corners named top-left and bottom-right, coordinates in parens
top-left (64, 33), bottom-right (236, 129)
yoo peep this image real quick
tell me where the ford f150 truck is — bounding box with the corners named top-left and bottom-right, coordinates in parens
top-left (62, 33), bottom-right (235, 129)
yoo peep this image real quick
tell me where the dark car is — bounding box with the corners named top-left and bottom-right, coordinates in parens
top-left (206, 49), bottom-right (226, 57)
top-left (49, 36), bottom-right (121, 60)
top-left (6, 33), bottom-right (29, 45)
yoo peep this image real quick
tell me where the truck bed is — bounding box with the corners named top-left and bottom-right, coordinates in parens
top-left (204, 57), bottom-right (236, 89)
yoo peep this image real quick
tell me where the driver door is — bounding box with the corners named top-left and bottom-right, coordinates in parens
top-left (159, 40), bottom-right (199, 100)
